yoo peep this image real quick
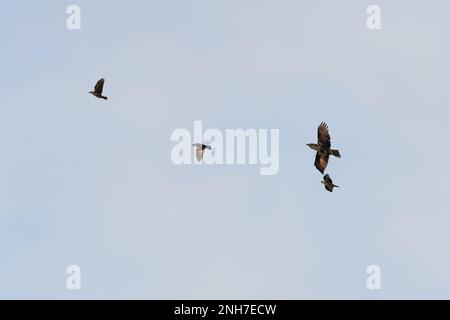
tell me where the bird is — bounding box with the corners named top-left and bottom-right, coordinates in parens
top-left (321, 174), bottom-right (339, 192)
top-left (89, 78), bottom-right (108, 100)
top-left (307, 122), bottom-right (341, 174)
top-left (193, 143), bottom-right (212, 161)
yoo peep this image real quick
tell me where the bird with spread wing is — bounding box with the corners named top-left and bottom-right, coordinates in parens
top-left (193, 143), bottom-right (212, 162)
top-left (307, 122), bottom-right (341, 174)
top-left (321, 174), bottom-right (339, 192)
top-left (90, 78), bottom-right (108, 100)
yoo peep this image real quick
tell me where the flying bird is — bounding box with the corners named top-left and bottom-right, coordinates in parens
top-left (307, 122), bottom-right (341, 174)
top-left (90, 78), bottom-right (108, 100)
top-left (193, 143), bottom-right (212, 162)
top-left (321, 174), bottom-right (339, 192)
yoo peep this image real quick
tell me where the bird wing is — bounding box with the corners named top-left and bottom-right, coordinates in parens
top-left (325, 184), bottom-right (333, 192)
top-left (317, 122), bottom-right (331, 149)
top-left (94, 79), bottom-right (105, 94)
top-left (314, 153), bottom-right (329, 174)
top-left (324, 174), bottom-right (332, 184)
top-left (196, 148), bottom-right (204, 161)
top-left (205, 145), bottom-right (212, 150)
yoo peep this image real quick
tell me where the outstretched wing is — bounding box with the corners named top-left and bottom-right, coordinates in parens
top-left (314, 153), bottom-right (329, 174)
top-left (317, 122), bottom-right (331, 149)
top-left (196, 148), bottom-right (204, 161)
top-left (94, 78), bottom-right (105, 94)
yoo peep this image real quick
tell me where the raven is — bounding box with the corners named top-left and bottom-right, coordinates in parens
top-left (322, 174), bottom-right (339, 192)
top-left (90, 78), bottom-right (108, 100)
top-left (307, 122), bottom-right (341, 174)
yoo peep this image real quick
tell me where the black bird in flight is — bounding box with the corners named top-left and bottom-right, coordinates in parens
top-left (193, 143), bottom-right (212, 161)
top-left (322, 174), bottom-right (339, 192)
top-left (307, 122), bottom-right (341, 174)
top-left (90, 78), bottom-right (108, 100)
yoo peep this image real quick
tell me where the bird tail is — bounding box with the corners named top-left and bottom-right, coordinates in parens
top-left (333, 184), bottom-right (339, 188)
top-left (102, 96), bottom-right (108, 100)
top-left (330, 149), bottom-right (341, 158)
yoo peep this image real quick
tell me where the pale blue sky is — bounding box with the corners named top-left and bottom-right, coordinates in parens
top-left (1, 0), bottom-right (450, 299)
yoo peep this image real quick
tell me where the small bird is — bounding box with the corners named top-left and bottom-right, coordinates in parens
top-left (90, 78), bottom-right (108, 100)
top-left (321, 174), bottom-right (339, 192)
top-left (307, 122), bottom-right (341, 174)
top-left (193, 143), bottom-right (212, 161)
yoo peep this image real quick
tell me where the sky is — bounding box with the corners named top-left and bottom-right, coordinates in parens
top-left (1, 0), bottom-right (450, 299)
